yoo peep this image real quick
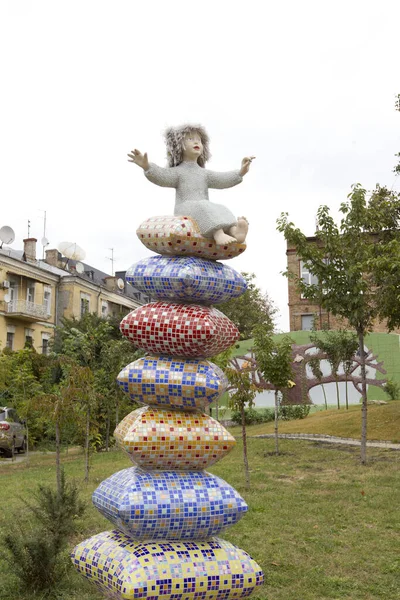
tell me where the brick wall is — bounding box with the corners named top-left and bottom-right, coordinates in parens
top-left (286, 240), bottom-right (400, 334)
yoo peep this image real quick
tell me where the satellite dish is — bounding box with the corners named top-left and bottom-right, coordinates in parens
top-left (4, 293), bottom-right (11, 303)
top-left (76, 262), bottom-right (84, 274)
top-left (0, 226), bottom-right (15, 248)
top-left (58, 241), bottom-right (86, 261)
top-left (41, 237), bottom-right (49, 247)
top-left (117, 278), bottom-right (125, 290)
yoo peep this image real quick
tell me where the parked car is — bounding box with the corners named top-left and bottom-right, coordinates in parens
top-left (0, 407), bottom-right (27, 457)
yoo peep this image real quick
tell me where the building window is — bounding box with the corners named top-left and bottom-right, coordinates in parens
top-left (25, 328), bottom-right (34, 348)
top-left (301, 314), bottom-right (314, 331)
top-left (6, 332), bottom-right (14, 350)
top-left (300, 261), bottom-right (319, 299)
top-left (43, 286), bottom-right (51, 314)
top-left (41, 333), bottom-right (50, 355)
top-left (26, 281), bottom-right (35, 303)
top-left (9, 280), bottom-right (18, 303)
top-left (101, 300), bottom-right (108, 318)
top-left (80, 293), bottom-right (90, 317)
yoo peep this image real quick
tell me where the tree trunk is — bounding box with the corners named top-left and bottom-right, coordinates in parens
top-left (345, 376), bottom-right (349, 410)
top-left (105, 407), bottom-right (111, 452)
top-left (335, 378), bottom-right (340, 409)
top-left (115, 401), bottom-right (119, 428)
top-left (274, 390), bottom-right (279, 456)
top-left (84, 407), bottom-right (90, 483)
top-left (55, 419), bottom-right (62, 497)
top-left (215, 398), bottom-right (219, 421)
top-left (241, 405), bottom-right (250, 489)
top-left (321, 384), bottom-right (328, 410)
top-left (26, 422), bottom-right (29, 463)
top-left (358, 330), bottom-right (368, 465)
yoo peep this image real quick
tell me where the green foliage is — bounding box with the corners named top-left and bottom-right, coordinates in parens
top-left (231, 407), bottom-right (274, 425)
top-left (218, 273), bottom-right (276, 340)
top-left (279, 404), bottom-right (311, 420)
top-left (383, 379), bottom-right (400, 401)
top-left (310, 329), bottom-right (358, 408)
top-left (1, 469), bottom-right (85, 595)
top-left (277, 184), bottom-right (400, 333)
top-left (253, 326), bottom-right (294, 392)
top-left (0, 314), bottom-right (144, 453)
top-left (277, 184), bottom-right (400, 462)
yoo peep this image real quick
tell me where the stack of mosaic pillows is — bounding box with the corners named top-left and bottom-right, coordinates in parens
top-left (72, 215), bottom-right (264, 600)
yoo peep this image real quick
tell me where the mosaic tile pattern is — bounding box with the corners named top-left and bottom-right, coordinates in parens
top-left (114, 407), bottom-right (235, 470)
top-left (126, 256), bottom-right (247, 305)
top-left (71, 530), bottom-right (264, 600)
top-left (117, 355), bottom-right (228, 410)
top-left (93, 467), bottom-right (248, 541)
top-left (137, 216), bottom-right (246, 260)
top-left (120, 302), bottom-right (239, 358)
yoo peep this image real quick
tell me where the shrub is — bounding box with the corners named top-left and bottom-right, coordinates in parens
top-left (231, 407), bottom-right (275, 425)
top-left (383, 379), bottom-right (400, 401)
top-left (1, 469), bottom-right (85, 595)
top-left (279, 404), bottom-right (311, 421)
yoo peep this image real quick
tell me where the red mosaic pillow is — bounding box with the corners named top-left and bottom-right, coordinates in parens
top-left (136, 216), bottom-right (246, 260)
top-left (120, 302), bottom-right (239, 358)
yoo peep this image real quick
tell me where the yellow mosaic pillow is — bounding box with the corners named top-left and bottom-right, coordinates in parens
top-left (114, 407), bottom-right (235, 470)
top-left (71, 530), bottom-right (264, 600)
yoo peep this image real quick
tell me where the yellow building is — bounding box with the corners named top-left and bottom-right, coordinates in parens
top-left (0, 238), bottom-right (146, 353)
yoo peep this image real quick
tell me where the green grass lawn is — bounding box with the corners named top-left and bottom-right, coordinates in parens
top-left (0, 436), bottom-right (399, 600)
top-left (229, 401), bottom-right (400, 442)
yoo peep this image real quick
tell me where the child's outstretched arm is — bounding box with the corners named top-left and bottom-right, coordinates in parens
top-left (207, 157), bottom-right (255, 189)
top-left (128, 148), bottom-right (178, 188)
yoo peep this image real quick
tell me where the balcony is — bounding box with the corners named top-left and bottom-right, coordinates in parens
top-left (7, 300), bottom-right (50, 322)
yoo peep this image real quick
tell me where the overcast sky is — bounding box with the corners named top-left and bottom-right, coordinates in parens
top-left (1, 0), bottom-right (399, 330)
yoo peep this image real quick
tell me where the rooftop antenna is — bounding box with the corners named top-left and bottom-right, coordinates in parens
top-left (106, 247), bottom-right (116, 276)
top-left (0, 226), bottom-right (15, 249)
top-left (27, 219), bottom-right (31, 237)
top-left (39, 209), bottom-right (49, 259)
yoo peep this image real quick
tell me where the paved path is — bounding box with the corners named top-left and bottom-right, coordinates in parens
top-left (251, 433), bottom-right (400, 450)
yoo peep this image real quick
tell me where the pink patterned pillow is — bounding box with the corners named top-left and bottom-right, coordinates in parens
top-left (136, 215), bottom-right (246, 260)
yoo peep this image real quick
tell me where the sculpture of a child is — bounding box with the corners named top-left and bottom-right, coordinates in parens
top-left (128, 124), bottom-right (254, 245)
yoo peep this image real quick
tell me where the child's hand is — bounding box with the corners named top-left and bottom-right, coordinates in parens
top-left (127, 149), bottom-right (150, 171)
top-left (240, 156), bottom-right (256, 176)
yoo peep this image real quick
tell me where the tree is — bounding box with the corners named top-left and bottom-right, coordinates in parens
top-left (253, 327), bottom-right (293, 456)
top-left (225, 358), bottom-right (257, 489)
top-left (277, 184), bottom-right (400, 464)
top-left (233, 340), bottom-right (386, 408)
top-left (310, 330), bottom-right (358, 410)
top-left (394, 94), bottom-right (400, 175)
top-left (218, 273), bottom-right (276, 340)
top-left (308, 356), bottom-right (328, 410)
top-left (55, 313), bottom-right (142, 459)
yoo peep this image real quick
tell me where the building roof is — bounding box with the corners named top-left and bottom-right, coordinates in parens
top-left (0, 246), bottom-right (150, 304)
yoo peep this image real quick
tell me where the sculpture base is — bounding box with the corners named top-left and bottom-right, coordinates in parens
top-left (71, 530), bottom-right (264, 600)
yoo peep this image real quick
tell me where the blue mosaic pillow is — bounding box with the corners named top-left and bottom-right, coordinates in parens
top-left (71, 530), bottom-right (264, 600)
top-left (117, 355), bottom-right (228, 410)
top-left (126, 256), bottom-right (247, 304)
top-left (92, 468), bottom-right (248, 541)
